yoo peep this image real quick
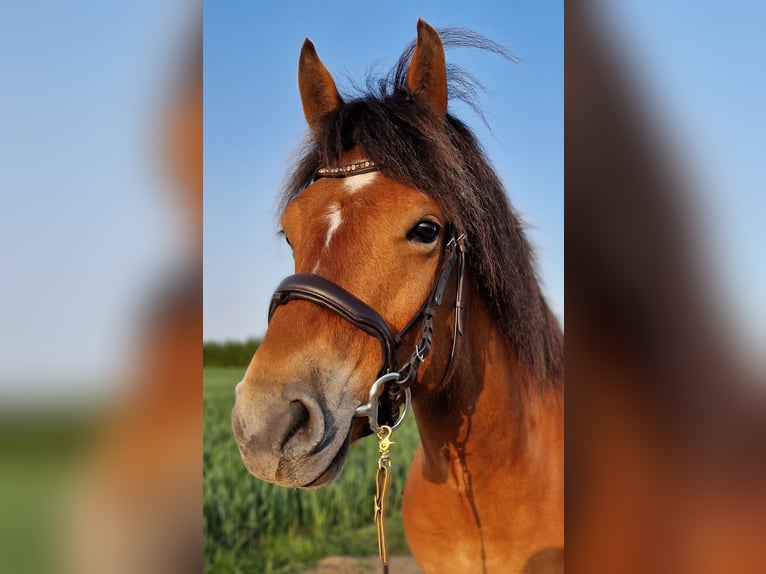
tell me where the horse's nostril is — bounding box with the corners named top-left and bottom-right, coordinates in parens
top-left (281, 400), bottom-right (310, 450)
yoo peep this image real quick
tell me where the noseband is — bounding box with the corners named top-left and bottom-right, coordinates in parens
top-left (268, 160), bottom-right (466, 432)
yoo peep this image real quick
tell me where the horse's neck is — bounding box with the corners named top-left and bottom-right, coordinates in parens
top-left (412, 285), bottom-right (564, 489)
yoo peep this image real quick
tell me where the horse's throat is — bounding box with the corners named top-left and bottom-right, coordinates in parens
top-left (412, 309), bottom-right (563, 488)
top-left (403, 297), bottom-right (564, 572)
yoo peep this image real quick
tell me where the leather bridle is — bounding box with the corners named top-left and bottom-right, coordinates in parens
top-left (267, 160), bottom-right (466, 432)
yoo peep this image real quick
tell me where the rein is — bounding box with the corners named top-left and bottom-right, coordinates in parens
top-left (267, 159), bottom-right (467, 572)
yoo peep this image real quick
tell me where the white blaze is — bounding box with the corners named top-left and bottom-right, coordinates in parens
top-left (312, 204), bottom-right (344, 273)
top-left (343, 172), bottom-right (377, 194)
top-left (312, 172), bottom-right (376, 272)
top-left (324, 204), bottom-right (343, 248)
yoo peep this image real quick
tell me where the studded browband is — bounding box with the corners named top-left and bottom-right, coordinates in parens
top-left (314, 159), bottom-right (377, 179)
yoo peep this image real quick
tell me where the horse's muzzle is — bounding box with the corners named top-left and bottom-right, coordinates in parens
top-left (231, 380), bottom-right (356, 488)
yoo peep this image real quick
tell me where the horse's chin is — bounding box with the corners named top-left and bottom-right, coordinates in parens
top-left (243, 420), bottom-right (356, 490)
top-left (298, 436), bottom-right (351, 489)
top-left (287, 406), bottom-right (373, 489)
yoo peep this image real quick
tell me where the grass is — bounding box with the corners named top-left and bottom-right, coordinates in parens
top-left (203, 367), bottom-right (421, 574)
top-left (0, 409), bottom-right (101, 574)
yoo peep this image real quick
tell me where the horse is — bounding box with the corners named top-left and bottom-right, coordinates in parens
top-left (232, 20), bottom-right (564, 574)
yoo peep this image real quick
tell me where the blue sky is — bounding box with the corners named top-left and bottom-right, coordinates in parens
top-left (204, 1), bottom-right (564, 341)
top-left (0, 1), bottom-right (193, 391)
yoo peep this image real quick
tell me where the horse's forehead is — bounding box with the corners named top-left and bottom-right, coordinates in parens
top-left (343, 172), bottom-right (378, 195)
top-left (289, 175), bottom-right (437, 226)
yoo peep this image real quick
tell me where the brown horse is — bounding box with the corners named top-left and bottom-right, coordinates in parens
top-left (232, 20), bottom-right (563, 573)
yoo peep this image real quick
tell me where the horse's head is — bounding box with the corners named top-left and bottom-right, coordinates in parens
top-left (232, 21), bottom-right (456, 488)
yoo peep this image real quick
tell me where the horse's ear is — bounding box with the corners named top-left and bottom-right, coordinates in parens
top-left (298, 39), bottom-right (343, 132)
top-left (407, 19), bottom-right (448, 118)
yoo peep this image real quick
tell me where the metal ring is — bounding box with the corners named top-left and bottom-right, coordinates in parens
top-left (353, 372), bottom-right (411, 433)
top-left (389, 386), bottom-right (411, 432)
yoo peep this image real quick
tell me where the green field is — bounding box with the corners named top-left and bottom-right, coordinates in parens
top-left (203, 367), bottom-right (421, 574)
top-left (0, 408), bottom-right (101, 574)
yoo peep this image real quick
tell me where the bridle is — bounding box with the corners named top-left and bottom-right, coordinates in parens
top-left (267, 158), bottom-right (467, 433)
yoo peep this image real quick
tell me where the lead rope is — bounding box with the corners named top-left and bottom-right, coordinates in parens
top-left (374, 425), bottom-right (394, 574)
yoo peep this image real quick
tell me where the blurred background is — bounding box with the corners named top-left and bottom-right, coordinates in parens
top-left (1, 1), bottom-right (200, 573)
top-left (0, 2), bottom-right (196, 396)
top-left (586, 0), bottom-right (766, 369)
top-left (567, 1), bottom-right (766, 572)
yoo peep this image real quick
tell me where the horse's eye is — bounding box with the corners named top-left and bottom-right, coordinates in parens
top-left (407, 220), bottom-right (441, 244)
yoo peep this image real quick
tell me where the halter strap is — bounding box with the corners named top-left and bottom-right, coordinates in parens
top-left (397, 232), bottom-right (466, 389)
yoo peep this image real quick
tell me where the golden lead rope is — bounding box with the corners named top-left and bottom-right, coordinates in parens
top-left (374, 425), bottom-right (394, 574)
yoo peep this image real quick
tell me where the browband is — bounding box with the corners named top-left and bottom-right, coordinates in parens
top-left (314, 159), bottom-right (377, 179)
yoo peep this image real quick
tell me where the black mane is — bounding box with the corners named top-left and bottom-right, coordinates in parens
top-left (281, 29), bottom-right (563, 380)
